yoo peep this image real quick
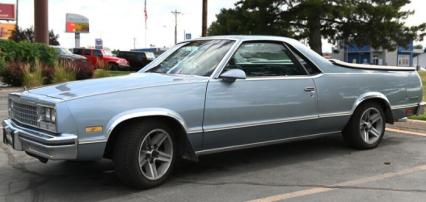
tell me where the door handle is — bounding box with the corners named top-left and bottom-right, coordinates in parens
top-left (304, 87), bottom-right (316, 92)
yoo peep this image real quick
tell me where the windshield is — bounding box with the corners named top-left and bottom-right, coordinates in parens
top-left (146, 40), bottom-right (235, 76)
top-left (55, 47), bottom-right (73, 55)
top-left (103, 49), bottom-right (114, 56)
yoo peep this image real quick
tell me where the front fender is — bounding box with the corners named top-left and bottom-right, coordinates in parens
top-left (106, 107), bottom-right (189, 138)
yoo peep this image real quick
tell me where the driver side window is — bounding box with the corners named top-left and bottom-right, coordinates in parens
top-left (225, 42), bottom-right (307, 77)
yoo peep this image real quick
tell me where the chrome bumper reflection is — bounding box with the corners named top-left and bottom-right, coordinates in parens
top-left (2, 119), bottom-right (78, 160)
top-left (416, 102), bottom-right (426, 116)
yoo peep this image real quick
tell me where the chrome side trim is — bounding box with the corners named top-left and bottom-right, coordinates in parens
top-left (319, 111), bottom-right (352, 118)
top-left (203, 115), bottom-right (318, 132)
top-left (391, 103), bottom-right (418, 110)
top-left (203, 112), bottom-right (353, 133)
top-left (187, 127), bottom-right (203, 134)
top-left (78, 139), bottom-right (107, 145)
top-left (196, 131), bottom-right (340, 155)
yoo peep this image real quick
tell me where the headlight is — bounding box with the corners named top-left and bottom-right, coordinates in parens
top-left (38, 106), bottom-right (57, 132)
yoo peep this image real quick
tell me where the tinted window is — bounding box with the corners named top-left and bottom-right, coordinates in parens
top-left (224, 42), bottom-right (307, 77)
top-left (73, 48), bottom-right (82, 54)
top-left (82, 49), bottom-right (91, 56)
top-left (286, 44), bottom-right (321, 75)
top-left (94, 50), bottom-right (103, 57)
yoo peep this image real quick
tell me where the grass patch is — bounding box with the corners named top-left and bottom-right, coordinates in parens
top-left (93, 69), bottom-right (132, 78)
top-left (409, 71), bottom-right (426, 120)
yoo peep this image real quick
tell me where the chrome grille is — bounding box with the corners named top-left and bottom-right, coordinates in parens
top-left (10, 100), bottom-right (39, 127)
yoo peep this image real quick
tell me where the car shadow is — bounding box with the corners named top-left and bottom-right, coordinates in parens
top-left (0, 133), bottom-right (408, 201)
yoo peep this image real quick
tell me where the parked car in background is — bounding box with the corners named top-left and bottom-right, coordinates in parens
top-left (73, 48), bottom-right (129, 70)
top-left (116, 51), bottom-right (155, 71)
top-left (132, 47), bottom-right (167, 57)
top-left (3, 36), bottom-right (424, 189)
top-left (52, 46), bottom-right (87, 62)
top-left (52, 46), bottom-right (94, 79)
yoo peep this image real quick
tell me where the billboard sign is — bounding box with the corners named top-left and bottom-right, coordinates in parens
top-left (0, 3), bottom-right (16, 20)
top-left (0, 23), bottom-right (16, 39)
top-left (66, 13), bottom-right (89, 33)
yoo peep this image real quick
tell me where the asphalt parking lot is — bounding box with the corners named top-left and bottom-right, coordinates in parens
top-left (1, 89), bottom-right (426, 202)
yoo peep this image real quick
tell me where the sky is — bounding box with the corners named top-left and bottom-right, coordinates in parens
top-left (1, 0), bottom-right (426, 52)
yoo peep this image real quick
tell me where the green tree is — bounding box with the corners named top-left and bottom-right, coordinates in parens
top-left (209, 0), bottom-right (426, 55)
top-left (9, 27), bottom-right (60, 46)
top-left (208, 0), bottom-right (294, 36)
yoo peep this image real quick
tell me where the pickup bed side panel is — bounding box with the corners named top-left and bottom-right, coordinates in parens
top-left (314, 70), bottom-right (410, 133)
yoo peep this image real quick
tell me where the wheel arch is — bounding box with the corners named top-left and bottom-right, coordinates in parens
top-left (103, 108), bottom-right (198, 161)
top-left (351, 92), bottom-right (394, 124)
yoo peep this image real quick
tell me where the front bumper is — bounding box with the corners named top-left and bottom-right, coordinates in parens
top-left (416, 102), bottom-right (426, 116)
top-left (2, 119), bottom-right (78, 160)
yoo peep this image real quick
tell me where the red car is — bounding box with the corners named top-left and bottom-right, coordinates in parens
top-left (73, 48), bottom-right (130, 70)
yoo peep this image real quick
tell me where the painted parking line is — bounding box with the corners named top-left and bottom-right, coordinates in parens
top-left (386, 128), bottom-right (426, 137)
top-left (248, 164), bottom-right (426, 202)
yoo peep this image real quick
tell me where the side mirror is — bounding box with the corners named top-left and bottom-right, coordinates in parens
top-left (219, 69), bottom-right (246, 82)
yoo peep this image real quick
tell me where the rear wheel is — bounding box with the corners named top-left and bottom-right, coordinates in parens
top-left (342, 102), bottom-right (385, 149)
top-left (113, 120), bottom-right (176, 189)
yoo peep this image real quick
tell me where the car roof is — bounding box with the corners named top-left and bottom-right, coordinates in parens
top-left (188, 35), bottom-right (297, 43)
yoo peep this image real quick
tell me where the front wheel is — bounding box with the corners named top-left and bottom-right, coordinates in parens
top-left (342, 102), bottom-right (386, 149)
top-left (113, 121), bottom-right (176, 189)
top-left (109, 63), bottom-right (119, 71)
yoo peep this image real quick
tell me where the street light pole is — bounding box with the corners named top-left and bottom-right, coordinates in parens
top-left (15, 0), bottom-right (19, 29)
top-left (171, 9), bottom-right (181, 45)
top-left (202, 0), bottom-right (208, 37)
top-left (34, 0), bottom-right (48, 44)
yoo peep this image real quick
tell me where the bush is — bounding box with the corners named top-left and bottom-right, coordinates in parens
top-left (0, 40), bottom-right (59, 86)
top-left (72, 59), bottom-right (94, 80)
top-left (1, 62), bottom-right (24, 86)
top-left (0, 40), bottom-right (58, 65)
top-left (52, 61), bottom-right (76, 83)
top-left (22, 61), bottom-right (43, 88)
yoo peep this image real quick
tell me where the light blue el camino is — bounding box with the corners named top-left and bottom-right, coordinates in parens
top-left (2, 36), bottom-right (425, 188)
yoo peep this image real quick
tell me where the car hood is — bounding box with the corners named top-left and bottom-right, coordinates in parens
top-left (28, 73), bottom-right (208, 100)
top-left (104, 56), bottom-right (123, 61)
top-left (60, 54), bottom-right (86, 60)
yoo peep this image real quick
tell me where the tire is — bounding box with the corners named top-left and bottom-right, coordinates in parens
top-left (109, 63), bottom-right (119, 71)
top-left (113, 120), bottom-right (176, 189)
top-left (342, 102), bottom-right (386, 150)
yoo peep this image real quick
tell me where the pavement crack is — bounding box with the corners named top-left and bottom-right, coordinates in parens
top-left (176, 179), bottom-right (426, 193)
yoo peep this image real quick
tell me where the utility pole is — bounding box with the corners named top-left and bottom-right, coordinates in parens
top-left (202, 0), bottom-right (208, 37)
top-left (171, 9), bottom-right (181, 45)
top-left (15, 0), bottom-right (19, 29)
top-left (34, 0), bottom-right (48, 44)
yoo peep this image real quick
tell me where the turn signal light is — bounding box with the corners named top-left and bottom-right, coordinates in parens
top-left (85, 126), bottom-right (103, 133)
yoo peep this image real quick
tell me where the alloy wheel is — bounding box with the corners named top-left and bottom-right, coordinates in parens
top-left (138, 129), bottom-right (173, 180)
top-left (359, 107), bottom-right (384, 144)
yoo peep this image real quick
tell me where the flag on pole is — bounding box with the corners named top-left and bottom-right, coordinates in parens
top-left (144, 0), bottom-right (148, 27)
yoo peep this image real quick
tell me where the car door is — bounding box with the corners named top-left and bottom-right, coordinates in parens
top-left (82, 49), bottom-right (95, 66)
top-left (202, 41), bottom-right (319, 150)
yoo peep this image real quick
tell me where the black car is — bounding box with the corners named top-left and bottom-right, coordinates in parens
top-left (116, 51), bottom-right (155, 71)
